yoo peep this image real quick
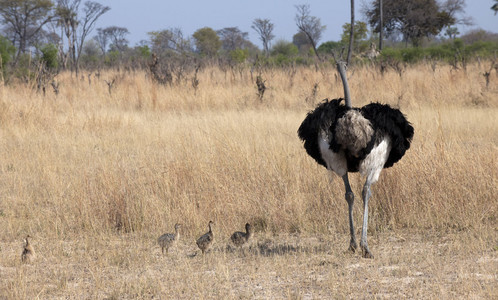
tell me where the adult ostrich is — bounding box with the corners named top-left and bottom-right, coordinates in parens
top-left (298, 64), bottom-right (414, 258)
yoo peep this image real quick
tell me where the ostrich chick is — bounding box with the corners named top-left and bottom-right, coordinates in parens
top-left (230, 223), bottom-right (253, 247)
top-left (158, 223), bottom-right (182, 254)
top-left (21, 235), bottom-right (35, 263)
top-left (196, 221), bottom-right (214, 254)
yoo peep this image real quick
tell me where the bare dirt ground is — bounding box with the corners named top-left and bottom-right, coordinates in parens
top-left (1, 230), bottom-right (496, 299)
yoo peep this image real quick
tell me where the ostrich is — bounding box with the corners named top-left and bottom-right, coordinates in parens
top-left (298, 95), bottom-right (414, 258)
top-left (157, 223), bottom-right (182, 255)
top-left (196, 221), bottom-right (214, 254)
top-left (21, 235), bottom-right (35, 263)
top-left (230, 223), bottom-right (253, 248)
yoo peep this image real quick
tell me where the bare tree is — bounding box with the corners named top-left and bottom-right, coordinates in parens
top-left (148, 28), bottom-right (193, 55)
top-left (103, 26), bottom-right (129, 52)
top-left (217, 27), bottom-right (250, 51)
top-left (55, 0), bottom-right (79, 69)
top-left (441, 0), bottom-right (473, 26)
top-left (294, 4), bottom-right (326, 60)
top-left (251, 18), bottom-right (275, 57)
top-left (94, 27), bottom-right (109, 59)
top-left (55, 0), bottom-right (109, 76)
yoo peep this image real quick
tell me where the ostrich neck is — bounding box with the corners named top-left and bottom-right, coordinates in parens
top-left (336, 61), bottom-right (352, 108)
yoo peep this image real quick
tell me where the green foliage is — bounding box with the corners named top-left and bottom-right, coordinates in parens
top-left (0, 0), bottom-right (54, 54)
top-left (340, 22), bottom-right (368, 49)
top-left (268, 40), bottom-right (301, 66)
top-left (380, 39), bottom-right (498, 64)
top-left (317, 41), bottom-right (344, 54)
top-left (366, 0), bottom-right (456, 46)
top-left (40, 43), bottom-right (58, 69)
top-left (13, 53), bottom-right (35, 80)
top-left (0, 35), bottom-right (15, 68)
top-left (229, 49), bottom-right (248, 64)
top-left (425, 45), bottom-right (453, 60)
top-left (271, 40), bottom-right (299, 57)
top-left (400, 47), bottom-right (425, 63)
top-left (465, 41), bottom-right (498, 57)
top-left (136, 45), bottom-right (151, 59)
top-left (292, 31), bottom-right (311, 52)
top-left (193, 27), bottom-right (221, 57)
top-left (105, 50), bottom-right (120, 66)
top-left (380, 47), bottom-right (403, 61)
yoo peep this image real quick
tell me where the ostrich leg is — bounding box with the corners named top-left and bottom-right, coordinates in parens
top-left (342, 174), bottom-right (358, 252)
top-left (360, 178), bottom-right (374, 258)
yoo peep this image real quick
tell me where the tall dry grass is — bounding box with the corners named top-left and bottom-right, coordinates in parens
top-left (0, 62), bottom-right (496, 298)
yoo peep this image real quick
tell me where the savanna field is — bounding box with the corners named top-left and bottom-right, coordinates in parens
top-left (0, 62), bottom-right (497, 298)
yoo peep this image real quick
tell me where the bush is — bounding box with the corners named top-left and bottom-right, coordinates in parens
top-left (379, 38), bottom-right (498, 65)
top-left (0, 35), bottom-right (15, 69)
top-left (229, 49), bottom-right (248, 64)
top-left (399, 47), bottom-right (425, 63)
top-left (317, 41), bottom-right (344, 55)
top-left (40, 44), bottom-right (59, 70)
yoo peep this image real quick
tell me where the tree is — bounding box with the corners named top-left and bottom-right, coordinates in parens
top-left (292, 31), bottom-right (312, 53)
top-left (55, 0), bottom-right (78, 69)
top-left (103, 26), bottom-right (129, 52)
top-left (217, 27), bottom-right (249, 51)
top-left (148, 28), bottom-right (192, 55)
top-left (80, 38), bottom-right (100, 66)
top-left (365, 0), bottom-right (456, 46)
top-left (347, 0), bottom-right (355, 65)
top-left (94, 27), bottom-right (109, 59)
top-left (444, 27), bottom-right (459, 39)
top-left (54, 0), bottom-right (110, 75)
top-left (251, 18), bottom-right (275, 56)
top-left (0, 0), bottom-right (54, 63)
top-left (493, 0), bottom-right (498, 15)
top-left (440, 0), bottom-right (472, 26)
top-left (379, 0), bottom-right (383, 50)
top-left (192, 27), bottom-right (221, 57)
top-left (341, 22), bottom-right (368, 54)
top-left (294, 4), bottom-right (326, 59)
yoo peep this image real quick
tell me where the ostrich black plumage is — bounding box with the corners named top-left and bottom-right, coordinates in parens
top-left (298, 98), bottom-right (414, 258)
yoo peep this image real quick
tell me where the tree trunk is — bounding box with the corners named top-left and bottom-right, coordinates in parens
top-left (346, 0), bottom-right (355, 66)
top-left (379, 0), bottom-right (383, 50)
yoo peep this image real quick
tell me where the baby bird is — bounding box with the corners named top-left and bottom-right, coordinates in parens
top-left (21, 235), bottom-right (35, 263)
top-left (196, 221), bottom-right (214, 254)
top-left (230, 223), bottom-right (253, 248)
top-left (158, 223), bottom-right (182, 255)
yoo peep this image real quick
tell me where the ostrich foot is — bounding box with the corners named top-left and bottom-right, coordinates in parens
top-left (348, 240), bottom-right (358, 253)
top-left (361, 246), bottom-right (374, 259)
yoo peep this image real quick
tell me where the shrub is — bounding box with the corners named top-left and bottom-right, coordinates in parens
top-left (229, 49), bottom-right (248, 64)
top-left (0, 35), bottom-right (15, 69)
top-left (40, 44), bottom-right (59, 70)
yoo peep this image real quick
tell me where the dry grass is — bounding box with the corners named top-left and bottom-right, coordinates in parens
top-left (0, 62), bottom-right (497, 298)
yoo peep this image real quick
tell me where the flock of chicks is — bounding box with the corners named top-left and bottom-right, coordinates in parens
top-left (20, 221), bottom-right (252, 263)
top-left (158, 221), bottom-right (253, 255)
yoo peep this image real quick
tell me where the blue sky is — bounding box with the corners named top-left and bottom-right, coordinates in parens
top-left (95, 0), bottom-right (497, 47)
